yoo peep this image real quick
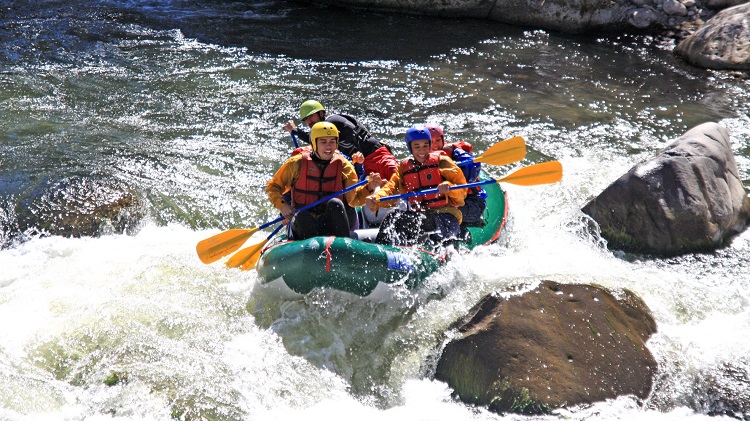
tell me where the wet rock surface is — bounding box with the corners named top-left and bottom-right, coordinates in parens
top-left (435, 281), bottom-right (658, 415)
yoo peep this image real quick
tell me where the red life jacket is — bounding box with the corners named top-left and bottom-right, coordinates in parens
top-left (291, 145), bottom-right (312, 156)
top-left (292, 152), bottom-right (345, 209)
top-left (443, 141), bottom-right (473, 154)
top-left (400, 152), bottom-right (448, 210)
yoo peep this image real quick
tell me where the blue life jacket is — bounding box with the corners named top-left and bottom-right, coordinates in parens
top-left (452, 148), bottom-right (487, 199)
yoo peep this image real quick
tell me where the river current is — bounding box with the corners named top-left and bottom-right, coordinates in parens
top-left (2, 0), bottom-right (750, 419)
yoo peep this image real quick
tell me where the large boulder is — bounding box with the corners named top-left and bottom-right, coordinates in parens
top-left (675, 3), bottom-right (750, 70)
top-left (434, 281), bottom-right (657, 415)
top-left (582, 122), bottom-right (750, 256)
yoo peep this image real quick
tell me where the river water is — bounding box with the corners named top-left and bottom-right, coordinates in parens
top-left (2, 0), bottom-right (750, 419)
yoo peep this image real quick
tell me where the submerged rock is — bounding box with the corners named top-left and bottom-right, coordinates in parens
top-left (6, 176), bottom-right (144, 242)
top-left (691, 359), bottom-right (750, 419)
top-left (581, 122), bottom-right (750, 256)
top-left (435, 281), bottom-right (657, 415)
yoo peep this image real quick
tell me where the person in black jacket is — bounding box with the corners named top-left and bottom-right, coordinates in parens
top-left (283, 100), bottom-right (398, 181)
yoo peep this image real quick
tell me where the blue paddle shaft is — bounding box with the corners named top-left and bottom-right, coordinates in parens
top-left (291, 132), bottom-right (299, 148)
top-left (260, 178), bottom-right (369, 228)
top-left (266, 223), bottom-right (284, 239)
top-left (378, 179), bottom-right (495, 202)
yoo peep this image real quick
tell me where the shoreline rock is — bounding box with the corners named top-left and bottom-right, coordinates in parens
top-left (674, 3), bottom-right (750, 70)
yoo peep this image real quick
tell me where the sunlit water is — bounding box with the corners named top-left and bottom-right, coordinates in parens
top-left (2, 0), bottom-right (750, 419)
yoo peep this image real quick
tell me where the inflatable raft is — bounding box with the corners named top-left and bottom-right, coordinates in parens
top-left (256, 174), bottom-right (508, 297)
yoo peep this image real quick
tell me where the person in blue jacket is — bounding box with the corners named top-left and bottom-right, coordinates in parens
top-left (425, 123), bottom-right (487, 226)
top-left (365, 125), bottom-right (467, 247)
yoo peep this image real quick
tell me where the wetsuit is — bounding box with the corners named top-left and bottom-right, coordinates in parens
top-left (292, 114), bottom-right (398, 180)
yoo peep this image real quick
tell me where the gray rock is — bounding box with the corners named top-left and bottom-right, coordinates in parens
top-left (675, 3), bottom-right (750, 70)
top-left (581, 122), bottom-right (750, 256)
top-left (629, 8), bottom-right (660, 27)
top-left (664, 0), bottom-right (689, 15)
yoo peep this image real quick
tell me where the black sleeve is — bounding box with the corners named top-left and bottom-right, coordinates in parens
top-left (327, 114), bottom-right (382, 157)
top-left (327, 115), bottom-right (358, 157)
top-left (293, 127), bottom-right (311, 144)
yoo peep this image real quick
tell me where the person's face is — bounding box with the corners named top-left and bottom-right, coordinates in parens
top-left (430, 135), bottom-right (444, 151)
top-left (410, 140), bottom-right (431, 164)
top-left (304, 112), bottom-right (322, 127)
top-left (314, 136), bottom-right (338, 160)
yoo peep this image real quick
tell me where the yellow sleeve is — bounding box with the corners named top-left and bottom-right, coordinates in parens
top-left (266, 155), bottom-right (302, 211)
top-left (341, 159), bottom-right (370, 207)
top-left (439, 156), bottom-right (467, 207)
top-left (372, 165), bottom-right (408, 209)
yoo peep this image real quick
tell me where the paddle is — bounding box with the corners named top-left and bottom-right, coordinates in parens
top-left (225, 223), bottom-right (284, 270)
top-left (196, 178), bottom-right (369, 264)
top-left (471, 135), bottom-right (527, 166)
top-left (195, 225), bottom-right (271, 265)
top-left (291, 132), bottom-right (299, 148)
top-left (377, 161), bottom-right (563, 203)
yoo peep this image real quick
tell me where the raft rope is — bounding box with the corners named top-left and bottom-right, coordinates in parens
top-left (324, 236), bottom-right (335, 272)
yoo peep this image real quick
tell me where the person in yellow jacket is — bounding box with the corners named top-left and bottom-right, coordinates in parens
top-left (267, 121), bottom-right (381, 240)
top-left (365, 124), bottom-right (467, 247)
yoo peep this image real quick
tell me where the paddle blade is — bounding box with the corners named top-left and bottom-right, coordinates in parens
top-left (497, 161), bottom-right (563, 186)
top-left (225, 239), bottom-right (268, 271)
top-left (196, 228), bottom-right (258, 264)
top-left (474, 136), bottom-right (527, 166)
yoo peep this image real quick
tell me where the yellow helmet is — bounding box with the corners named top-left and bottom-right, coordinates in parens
top-left (310, 121), bottom-right (339, 151)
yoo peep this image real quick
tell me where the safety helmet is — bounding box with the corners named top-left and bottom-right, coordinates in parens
top-left (404, 124), bottom-right (432, 154)
top-left (299, 100), bottom-right (325, 120)
top-left (310, 121), bottom-right (339, 151)
top-left (424, 123), bottom-right (444, 141)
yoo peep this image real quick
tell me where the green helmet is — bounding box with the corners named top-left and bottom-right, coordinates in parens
top-left (299, 100), bottom-right (325, 119)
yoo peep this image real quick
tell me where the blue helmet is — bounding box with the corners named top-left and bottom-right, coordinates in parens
top-left (404, 124), bottom-right (432, 154)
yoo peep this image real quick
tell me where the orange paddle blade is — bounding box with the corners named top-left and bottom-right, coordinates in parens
top-left (473, 136), bottom-right (527, 166)
top-left (497, 161), bottom-right (563, 186)
top-left (225, 239), bottom-right (268, 271)
top-left (196, 228), bottom-right (258, 264)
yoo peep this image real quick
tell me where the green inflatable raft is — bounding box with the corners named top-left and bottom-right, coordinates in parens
top-left (256, 175), bottom-right (507, 297)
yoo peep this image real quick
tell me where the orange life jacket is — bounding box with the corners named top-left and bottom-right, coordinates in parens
top-left (292, 152), bottom-right (345, 209)
top-left (400, 152), bottom-right (448, 210)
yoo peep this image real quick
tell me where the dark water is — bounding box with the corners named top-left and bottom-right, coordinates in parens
top-left (2, 0), bottom-right (750, 419)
